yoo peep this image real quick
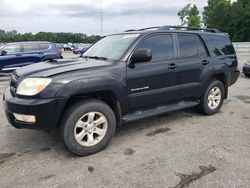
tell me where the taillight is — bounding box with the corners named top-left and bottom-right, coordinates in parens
top-left (236, 56), bottom-right (239, 70)
top-left (57, 50), bottom-right (62, 56)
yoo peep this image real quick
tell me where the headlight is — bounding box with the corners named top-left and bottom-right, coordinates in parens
top-left (17, 78), bottom-right (52, 96)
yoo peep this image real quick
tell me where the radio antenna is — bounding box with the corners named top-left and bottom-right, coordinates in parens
top-left (100, 0), bottom-right (103, 36)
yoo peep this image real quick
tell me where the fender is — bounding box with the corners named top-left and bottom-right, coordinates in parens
top-left (41, 55), bottom-right (58, 61)
top-left (55, 76), bottom-right (128, 113)
top-left (200, 62), bottom-right (229, 96)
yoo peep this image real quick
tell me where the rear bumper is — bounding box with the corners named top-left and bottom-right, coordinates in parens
top-left (3, 87), bottom-right (68, 131)
top-left (229, 70), bottom-right (240, 86)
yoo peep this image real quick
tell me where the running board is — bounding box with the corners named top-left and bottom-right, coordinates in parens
top-left (123, 100), bottom-right (199, 123)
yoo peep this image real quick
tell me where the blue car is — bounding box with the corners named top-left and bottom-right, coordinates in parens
top-left (0, 41), bottom-right (63, 74)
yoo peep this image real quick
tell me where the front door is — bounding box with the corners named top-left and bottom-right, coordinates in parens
top-left (0, 44), bottom-right (21, 72)
top-left (127, 34), bottom-right (180, 111)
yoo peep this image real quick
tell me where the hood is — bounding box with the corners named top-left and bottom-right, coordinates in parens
top-left (15, 58), bottom-right (113, 78)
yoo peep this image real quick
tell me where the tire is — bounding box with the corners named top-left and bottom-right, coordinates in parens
top-left (245, 73), bottom-right (250, 78)
top-left (60, 99), bottom-right (116, 156)
top-left (199, 80), bottom-right (225, 115)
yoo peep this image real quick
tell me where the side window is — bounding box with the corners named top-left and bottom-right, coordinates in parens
top-left (39, 44), bottom-right (50, 51)
top-left (2, 44), bottom-right (20, 54)
top-left (177, 34), bottom-right (199, 59)
top-left (21, 44), bottom-right (40, 52)
top-left (206, 35), bottom-right (235, 56)
top-left (136, 34), bottom-right (174, 62)
top-left (197, 38), bottom-right (208, 58)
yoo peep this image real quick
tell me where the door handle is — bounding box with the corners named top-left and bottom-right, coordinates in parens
top-left (16, 54), bottom-right (21, 57)
top-left (168, 63), bottom-right (176, 69)
top-left (201, 60), bottom-right (209, 65)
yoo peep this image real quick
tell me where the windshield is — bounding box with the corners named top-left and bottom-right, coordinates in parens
top-left (83, 34), bottom-right (139, 61)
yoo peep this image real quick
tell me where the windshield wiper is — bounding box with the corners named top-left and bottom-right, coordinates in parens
top-left (82, 55), bottom-right (108, 61)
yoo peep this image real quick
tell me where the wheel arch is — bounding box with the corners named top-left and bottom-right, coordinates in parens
top-left (58, 90), bottom-right (123, 128)
top-left (210, 73), bottom-right (228, 99)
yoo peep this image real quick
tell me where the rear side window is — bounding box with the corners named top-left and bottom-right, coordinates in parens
top-left (206, 35), bottom-right (235, 56)
top-left (38, 44), bottom-right (50, 50)
top-left (197, 38), bottom-right (208, 58)
top-left (177, 34), bottom-right (199, 59)
top-left (21, 44), bottom-right (40, 52)
top-left (136, 34), bottom-right (174, 62)
top-left (3, 44), bottom-right (20, 54)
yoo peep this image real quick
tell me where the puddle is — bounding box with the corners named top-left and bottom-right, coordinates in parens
top-left (124, 148), bottom-right (135, 155)
top-left (172, 165), bottom-right (216, 188)
top-left (146, 127), bottom-right (171, 137)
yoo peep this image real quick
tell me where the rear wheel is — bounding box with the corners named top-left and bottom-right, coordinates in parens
top-left (60, 99), bottom-right (116, 156)
top-left (199, 80), bottom-right (225, 115)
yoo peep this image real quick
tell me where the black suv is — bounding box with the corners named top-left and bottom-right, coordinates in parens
top-left (4, 26), bottom-right (240, 156)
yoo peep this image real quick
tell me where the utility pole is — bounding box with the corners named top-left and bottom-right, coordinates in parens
top-left (100, 0), bottom-right (103, 36)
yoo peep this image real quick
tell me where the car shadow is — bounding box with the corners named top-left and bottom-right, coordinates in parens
top-left (4, 107), bottom-right (202, 158)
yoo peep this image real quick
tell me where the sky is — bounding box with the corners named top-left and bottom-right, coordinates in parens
top-left (0, 0), bottom-right (208, 35)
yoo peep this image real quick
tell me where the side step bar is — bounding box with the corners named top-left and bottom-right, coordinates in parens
top-left (123, 100), bottom-right (199, 123)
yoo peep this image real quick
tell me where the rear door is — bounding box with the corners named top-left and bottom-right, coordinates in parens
top-left (127, 34), bottom-right (180, 111)
top-left (176, 33), bottom-right (209, 99)
top-left (19, 43), bottom-right (43, 65)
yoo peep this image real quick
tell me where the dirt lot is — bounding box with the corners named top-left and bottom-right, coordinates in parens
top-left (0, 52), bottom-right (249, 188)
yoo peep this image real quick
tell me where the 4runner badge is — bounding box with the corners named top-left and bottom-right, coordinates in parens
top-left (131, 86), bottom-right (149, 92)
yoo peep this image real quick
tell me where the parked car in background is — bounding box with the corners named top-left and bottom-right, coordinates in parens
top-left (63, 43), bottom-right (75, 51)
top-left (243, 60), bottom-right (250, 77)
top-left (0, 41), bottom-right (63, 74)
top-left (73, 44), bottom-right (91, 54)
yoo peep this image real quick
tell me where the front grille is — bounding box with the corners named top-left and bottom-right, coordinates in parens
top-left (10, 72), bottom-right (20, 96)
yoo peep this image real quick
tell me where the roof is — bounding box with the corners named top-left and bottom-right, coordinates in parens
top-left (5, 41), bottom-right (52, 45)
top-left (121, 25), bottom-right (227, 36)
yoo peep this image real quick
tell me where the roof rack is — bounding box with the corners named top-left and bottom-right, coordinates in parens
top-left (124, 25), bottom-right (220, 33)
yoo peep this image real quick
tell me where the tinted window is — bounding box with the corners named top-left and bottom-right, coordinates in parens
top-left (178, 34), bottom-right (199, 59)
top-left (136, 34), bottom-right (174, 62)
top-left (197, 38), bottom-right (208, 58)
top-left (2, 44), bottom-right (20, 54)
top-left (38, 44), bottom-right (50, 50)
top-left (206, 35), bottom-right (235, 56)
top-left (22, 44), bottom-right (40, 52)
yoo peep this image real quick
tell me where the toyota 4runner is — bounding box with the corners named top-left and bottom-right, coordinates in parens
top-left (4, 26), bottom-right (240, 156)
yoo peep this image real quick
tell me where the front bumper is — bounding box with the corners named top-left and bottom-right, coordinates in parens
top-left (3, 87), bottom-right (68, 130)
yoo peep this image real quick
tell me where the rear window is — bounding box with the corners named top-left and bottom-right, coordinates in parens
top-left (38, 44), bottom-right (50, 50)
top-left (177, 34), bottom-right (199, 59)
top-left (206, 35), bottom-right (235, 56)
top-left (22, 44), bottom-right (39, 52)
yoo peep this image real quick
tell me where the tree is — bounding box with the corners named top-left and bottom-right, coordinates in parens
top-left (203, 0), bottom-right (231, 31)
top-left (178, 4), bottom-right (201, 27)
top-left (178, 4), bottom-right (191, 26)
top-left (203, 0), bottom-right (250, 42)
top-left (0, 30), bottom-right (101, 43)
top-left (187, 5), bottom-right (201, 27)
top-left (228, 0), bottom-right (250, 41)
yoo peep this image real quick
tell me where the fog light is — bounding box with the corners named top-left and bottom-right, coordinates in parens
top-left (13, 113), bottom-right (36, 123)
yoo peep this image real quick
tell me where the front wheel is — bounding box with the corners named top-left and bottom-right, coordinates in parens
top-left (199, 80), bottom-right (225, 115)
top-left (60, 99), bottom-right (116, 156)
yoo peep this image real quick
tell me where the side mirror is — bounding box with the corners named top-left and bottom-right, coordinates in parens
top-left (130, 48), bottom-right (152, 63)
top-left (0, 50), bottom-right (7, 56)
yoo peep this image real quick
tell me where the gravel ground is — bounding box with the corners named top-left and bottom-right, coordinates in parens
top-left (0, 52), bottom-right (249, 188)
